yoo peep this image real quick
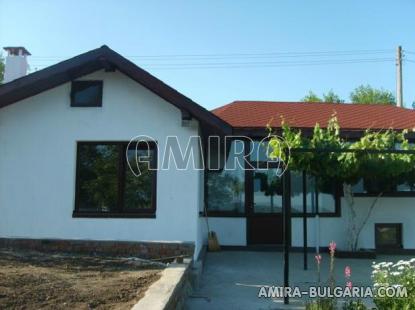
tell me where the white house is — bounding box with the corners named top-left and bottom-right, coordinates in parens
top-left (0, 46), bottom-right (414, 260)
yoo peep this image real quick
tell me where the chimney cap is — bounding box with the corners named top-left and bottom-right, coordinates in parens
top-left (3, 46), bottom-right (31, 56)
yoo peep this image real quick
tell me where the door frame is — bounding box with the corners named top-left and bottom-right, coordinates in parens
top-left (245, 159), bottom-right (284, 245)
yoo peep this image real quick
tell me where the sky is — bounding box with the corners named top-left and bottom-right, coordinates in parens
top-left (1, 0), bottom-right (415, 110)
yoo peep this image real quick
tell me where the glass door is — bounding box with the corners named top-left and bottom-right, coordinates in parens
top-left (247, 166), bottom-right (284, 245)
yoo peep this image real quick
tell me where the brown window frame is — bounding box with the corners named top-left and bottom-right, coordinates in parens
top-left (70, 80), bottom-right (103, 107)
top-left (375, 223), bottom-right (403, 250)
top-left (204, 138), bottom-right (341, 218)
top-left (73, 141), bottom-right (157, 218)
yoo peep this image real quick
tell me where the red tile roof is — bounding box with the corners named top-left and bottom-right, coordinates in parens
top-left (213, 101), bottom-right (415, 130)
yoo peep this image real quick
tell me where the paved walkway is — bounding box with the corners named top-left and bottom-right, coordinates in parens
top-left (186, 251), bottom-right (412, 310)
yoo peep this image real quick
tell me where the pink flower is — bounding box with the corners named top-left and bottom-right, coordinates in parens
top-left (329, 241), bottom-right (336, 256)
top-left (315, 254), bottom-right (322, 265)
top-left (346, 281), bottom-right (352, 289)
top-left (344, 266), bottom-right (351, 278)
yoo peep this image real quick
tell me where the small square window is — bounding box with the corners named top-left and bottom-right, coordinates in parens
top-left (375, 223), bottom-right (403, 249)
top-left (71, 81), bottom-right (103, 107)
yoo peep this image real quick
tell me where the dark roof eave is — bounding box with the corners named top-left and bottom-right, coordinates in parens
top-left (0, 45), bottom-right (232, 135)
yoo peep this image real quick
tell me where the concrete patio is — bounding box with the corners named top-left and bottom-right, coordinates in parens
top-left (186, 251), bottom-right (413, 310)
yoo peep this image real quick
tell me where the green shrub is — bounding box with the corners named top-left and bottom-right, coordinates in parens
top-left (372, 258), bottom-right (415, 309)
top-left (342, 299), bottom-right (367, 310)
top-left (306, 298), bottom-right (335, 310)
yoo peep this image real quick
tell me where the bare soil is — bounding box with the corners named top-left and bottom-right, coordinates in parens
top-left (0, 250), bottom-right (163, 309)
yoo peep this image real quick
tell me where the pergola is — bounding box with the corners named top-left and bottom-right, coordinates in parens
top-left (281, 147), bottom-right (415, 304)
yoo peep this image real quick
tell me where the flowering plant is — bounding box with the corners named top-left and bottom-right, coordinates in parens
top-left (372, 258), bottom-right (415, 309)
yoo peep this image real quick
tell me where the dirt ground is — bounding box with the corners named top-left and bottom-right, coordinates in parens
top-left (0, 250), bottom-right (163, 309)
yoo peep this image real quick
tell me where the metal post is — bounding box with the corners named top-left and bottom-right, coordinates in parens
top-left (396, 46), bottom-right (403, 108)
top-left (282, 154), bottom-right (291, 305)
top-left (315, 180), bottom-right (320, 254)
top-left (302, 171), bottom-right (308, 270)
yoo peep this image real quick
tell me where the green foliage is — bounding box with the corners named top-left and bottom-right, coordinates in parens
top-left (302, 91), bottom-right (323, 102)
top-left (350, 85), bottom-right (395, 105)
top-left (342, 300), bottom-right (368, 310)
top-left (306, 298), bottom-right (335, 310)
top-left (372, 259), bottom-right (415, 309)
top-left (301, 90), bottom-right (344, 103)
top-left (323, 90), bottom-right (344, 103)
top-left (268, 115), bottom-right (415, 189)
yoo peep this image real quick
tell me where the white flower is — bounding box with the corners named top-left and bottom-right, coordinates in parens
top-left (394, 260), bottom-right (410, 267)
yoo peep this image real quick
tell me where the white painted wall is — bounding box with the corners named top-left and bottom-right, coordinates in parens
top-left (208, 197), bottom-right (415, 250)
top-left (292, 197), bottom-right (415, 250)
top-left (0, 70), bottom-right (204, 258)
top-left (208, 218), bottom-right (247, 246)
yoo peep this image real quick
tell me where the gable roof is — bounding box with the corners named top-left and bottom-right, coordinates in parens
top-left (0, 45), bottom-right (231, 134)
top-left (213, 101), bottom-right (415, 131)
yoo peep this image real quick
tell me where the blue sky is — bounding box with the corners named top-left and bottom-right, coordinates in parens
top-left (1, 0), bottom-right (415, 109)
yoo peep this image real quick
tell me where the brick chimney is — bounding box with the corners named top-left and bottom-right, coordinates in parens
top-left (3, 47), bottom-right (31, 83)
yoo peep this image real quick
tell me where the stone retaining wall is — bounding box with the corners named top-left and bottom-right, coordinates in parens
top-left (0, 238), bottom-right (194, 259)
top-left (132, 259), bottom-right (192, 310)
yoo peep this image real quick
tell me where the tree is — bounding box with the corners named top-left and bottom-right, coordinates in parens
top-left (302, 90), bottom-right (343, 103)
top-left (350, 84), bottom-right (395, 105)
top-left (268, 115), bottom-right (415, 251)
top-left (302, 91), bottom-right (322, 102)
top-left (323, 90), bottom-right (344, 103)
top-left (0, 54), bottom-right (4, 84)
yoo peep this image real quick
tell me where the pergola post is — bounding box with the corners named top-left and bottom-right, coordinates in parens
top-left (302, 171), bottom-right (308, 270)
top-left (282, 159), bottom-right (291, 305)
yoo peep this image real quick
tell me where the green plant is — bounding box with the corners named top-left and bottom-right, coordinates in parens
top-left (342, 299), bottom-right (367, 310)
top-left (372, 259), bottom-right (415, 309)
top-left (306, 298), bottom-right (335, 310)
top-left (267, 115), bottom-right (415, 251)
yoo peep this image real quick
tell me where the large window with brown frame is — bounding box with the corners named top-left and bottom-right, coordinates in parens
top-left (73, 141), bottom-right (157, 218)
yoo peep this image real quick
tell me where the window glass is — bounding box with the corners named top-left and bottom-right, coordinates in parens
top-left (375, 224), bottom-right (402, 249)
top-left (206, 140), bottom-right (245, 213)
top-left (77, 144), bottom-right (119, 212)
top-left (352, 177), bottom-right (415, 194)
top-left (253, 168), bottom-right (282, 213)
top-left (250, 140), bottom-right (270, 162)
top-left (71, 81), bottom-right (103, 107)
top-left (316, 178), bottom-right (336, 213)
top-left (76, 142), bottom-right (156, 216)
top-left (291, 174), bottom-right (336, 214)
top-left (291, 172), bottom-right (313, 213)
top-left (124, 148), bottom-right (155, 210)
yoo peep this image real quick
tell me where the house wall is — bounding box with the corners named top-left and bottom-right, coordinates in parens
top-left (0, 70), bottom-right (204, 259)
top-left (292, 196), bottom-right (415, 250)
top-left (208, 218), bottom-right (247, 246)
top-left (209, 197), bottom-right (415, 250)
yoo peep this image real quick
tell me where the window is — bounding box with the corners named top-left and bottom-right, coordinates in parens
top-left (74, 141), bottom-right (157, 217)
top-left (206, 140), bottom-right (245, 215)
top-left (375, 223), bottom-right (403, 249)
top-left (291, 172), bottom-right (340, 216)
top-left (352, 177), bottom-right (415, 197)
top-left (71, 81), bottom-right (103, 107)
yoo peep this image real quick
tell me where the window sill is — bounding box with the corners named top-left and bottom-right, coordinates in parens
top-left (201, 211), bottom-right (246, 218)
top-left (72, 211), bottom-right (156, 218)
top-left (201, 212), bottom-right (341, 218)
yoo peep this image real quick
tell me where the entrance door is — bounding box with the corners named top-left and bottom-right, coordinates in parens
top-left (247, 167), bottom-right (284, 244)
